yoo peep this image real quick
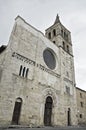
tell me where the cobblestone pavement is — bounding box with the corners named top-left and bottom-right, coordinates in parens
top-left (0, 126), bottom-right (86, 130)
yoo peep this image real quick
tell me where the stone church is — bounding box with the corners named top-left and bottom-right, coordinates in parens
top-left (0, 15), bottom-right (78, 127)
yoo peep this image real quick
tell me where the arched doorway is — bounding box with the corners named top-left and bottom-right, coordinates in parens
top-left (44, 96), bottom-right (53, 126)
top-left (67, 108), bottom-right (71, 126)
top-left (12, 98), bottom-right (22, 125)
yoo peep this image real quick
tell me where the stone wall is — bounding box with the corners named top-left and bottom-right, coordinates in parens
top-left (0, 16), bottom-right (78, 127)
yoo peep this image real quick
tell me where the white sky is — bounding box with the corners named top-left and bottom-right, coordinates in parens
top-left (0, 0), bottom-right (86, 91)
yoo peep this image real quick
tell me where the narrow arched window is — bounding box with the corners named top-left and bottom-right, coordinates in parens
top-left (63, 41), bottom-right (65, 50)
top-left (80, 93), bottom-right (82, 98)
top-left (67, 45), bottom-right (69, 53)
top-left (48, 32), bottom-right (51, 39)
top-left (22, 67), bottom-right (25, 77)
top-left (64, 32), bottom-right (66, 38)
top-left (53, 29), bottom-right (56, 36)
top-left (66, 34), bottom-right (68, 41)
top-left (26, 68), bottom-right (29, 78)
top-left (19, 66), bottom-right (29, 78)
top-left (61, 30), bottom-right (63, 36)
top-left (19, 65), bottom-right (22, 76)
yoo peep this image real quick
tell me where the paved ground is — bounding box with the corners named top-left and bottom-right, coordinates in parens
top-left (0, 126), bottom-right (86, 130)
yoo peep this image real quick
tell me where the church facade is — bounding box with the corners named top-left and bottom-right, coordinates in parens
top-left (0, 15), bottom-right (78, 127)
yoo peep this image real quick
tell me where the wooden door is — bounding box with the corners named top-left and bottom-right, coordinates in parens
top-left (68, 108), bottom-right (71, 126)
top-left (12, 98), bottom-right (22, 125)
top-left (44, 96), bottom-right (53, 126)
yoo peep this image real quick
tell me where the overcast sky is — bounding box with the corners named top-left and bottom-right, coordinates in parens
top-left (0, 0), bottom-right (86, 91)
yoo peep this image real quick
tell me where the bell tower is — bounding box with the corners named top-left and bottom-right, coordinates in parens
top-left (45, 14), bottom-right (73, 56)
top-left (45, 14), bottom-right (77, 126)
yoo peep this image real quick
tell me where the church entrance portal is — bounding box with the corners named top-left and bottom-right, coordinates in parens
top-left (44, 96), bottom-right (53, 126)
top-left (12, 98), bottom-right (22, 125)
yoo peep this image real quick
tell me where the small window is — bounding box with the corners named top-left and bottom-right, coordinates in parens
top-left (53, 29), bottom-right (56, 36)
top-left (48, 32), bottom-right (51, 39)
top-left (67, 45), bottom-right (69, 53)
top-left (80, 114), bottom-right (82, 118)
top-left (61, 30), bottom-right (63, 36)
top-left (22, 67), bottom-right (26, 77)
top-left (63, 42), bottom-right (65, 50)
top-left (26, 68), bottom-right (29, 78)
top-left (80, 102), bottom-right (83, 107)
top-left (19, 65), bottom-right (22, 76)
top-left (80, 93), bottom-right (82, 98)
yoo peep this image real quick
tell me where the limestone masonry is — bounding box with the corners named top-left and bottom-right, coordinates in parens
top-left (0, 15), bottom-right (86, 127)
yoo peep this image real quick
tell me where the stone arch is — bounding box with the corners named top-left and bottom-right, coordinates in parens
top-left (16, 97), bottom-right (22, 102)
top-left (42, 88), bottom-right (57, 106)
